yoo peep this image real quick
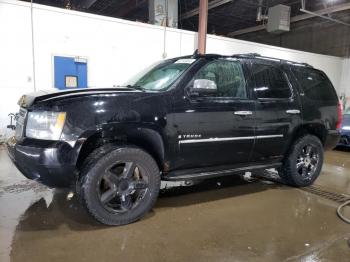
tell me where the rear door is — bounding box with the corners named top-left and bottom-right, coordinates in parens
top-left (249, 61), bottom-right (302, 163)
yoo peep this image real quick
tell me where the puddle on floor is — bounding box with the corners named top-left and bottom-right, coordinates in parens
top-left (1, 148), bottom-right (350, 262)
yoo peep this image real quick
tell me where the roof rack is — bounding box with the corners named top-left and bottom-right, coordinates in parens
top-left (232, 53), bottom-right (313, 68)
top-left (192, 49), bottom-right (199, 58)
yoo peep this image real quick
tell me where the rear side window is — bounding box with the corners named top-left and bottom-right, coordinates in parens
top-left (291, 67), bottom-right (337, 101)
top-left (251, 63), bottom-right (291, 99)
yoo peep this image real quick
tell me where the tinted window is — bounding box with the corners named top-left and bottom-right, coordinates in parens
top-left (292, 67), bottom-right (337, 101)
top-left (252, 63), bottom-right (291, 99)
top-left (193, 59), bottom-right (246, 98)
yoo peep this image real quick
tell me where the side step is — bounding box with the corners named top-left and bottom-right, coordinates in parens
top-left (162, 163), bottom-right (282, 181)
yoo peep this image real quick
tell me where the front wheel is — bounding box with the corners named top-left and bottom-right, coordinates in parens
top-left (80, 146), bottom-right (160, 225)
top-left (281, 135), bottom-right (324, 187)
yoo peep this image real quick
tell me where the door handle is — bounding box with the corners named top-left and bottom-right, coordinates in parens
top-left (286, 109), bottom-right (301, 114)
top-left (234, 111), bottom-right (253, 116)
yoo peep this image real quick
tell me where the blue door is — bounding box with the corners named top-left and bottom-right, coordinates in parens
top-left (54, 56), bottom-right (87, 89)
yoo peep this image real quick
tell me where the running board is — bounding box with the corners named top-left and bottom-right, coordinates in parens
top-left (162, 163), bottom-right (282, 181)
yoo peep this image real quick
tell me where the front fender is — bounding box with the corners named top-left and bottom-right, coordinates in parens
top-left (74, 123), bottom-right (167, 171)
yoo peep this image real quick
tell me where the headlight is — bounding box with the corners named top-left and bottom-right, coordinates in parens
top-left (26, 111), bottom-right (66, 140)
top-left (342, 126), bottom-right (350, 131)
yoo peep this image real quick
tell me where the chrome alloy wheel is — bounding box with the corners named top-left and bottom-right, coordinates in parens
top-left (296, 144), bottom-right (320, 181)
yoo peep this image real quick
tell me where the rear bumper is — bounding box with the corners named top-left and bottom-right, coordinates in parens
top-left (6, 136), bottom-right (76, 188)
top-left (324, 130), bottom-right (341, 150)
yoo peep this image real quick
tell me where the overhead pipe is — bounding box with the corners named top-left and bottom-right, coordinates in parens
top-left (181, 0), bottom-right (233, 20)
top-left (229, 2), bottom-right (350, 36)
top-left (300, 0), bottom-right (350, 27)
top-left (299, 8), bottom-right (350, 27)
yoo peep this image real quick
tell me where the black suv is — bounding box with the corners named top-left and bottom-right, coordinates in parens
top-left (7, 53), bottom-right (341, 225)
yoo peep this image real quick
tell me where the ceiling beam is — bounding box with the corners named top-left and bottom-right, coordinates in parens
top-left (181, 0), bottom-right (234, 20)
top-left (79, 0), bottom-right (98, 9)
top-left (115, 0), bottom-right (147, 17)
top-left (228, 2), bottom-right (350, 37)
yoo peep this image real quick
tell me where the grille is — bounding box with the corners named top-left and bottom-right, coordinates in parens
top-left (15, 108), bottom-right (27, 139)
top-left (18, 108), bottom-right (27, 118)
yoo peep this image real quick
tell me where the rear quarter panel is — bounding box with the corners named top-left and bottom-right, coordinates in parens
top-left (289, 66), bottom-right (340, 149)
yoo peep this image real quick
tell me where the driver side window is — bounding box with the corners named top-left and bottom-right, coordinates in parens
top-left (193, 59), bottom-right (247, 98)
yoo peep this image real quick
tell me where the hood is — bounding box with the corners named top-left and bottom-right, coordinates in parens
top-left (18, 88), bottom-right (141, 108)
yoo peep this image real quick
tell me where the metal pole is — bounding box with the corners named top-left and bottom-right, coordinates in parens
top-left (198, 0), bottom-right (208, 55)
top-left (162, 0), bottom-right (168, 58)
top-left (30, 0), bottom-right (37, 91)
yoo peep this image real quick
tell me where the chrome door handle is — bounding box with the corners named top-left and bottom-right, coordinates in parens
top-left (286, 109), bottom-right (301, 114)
top-left (234, 111), bottom-right (253, 116)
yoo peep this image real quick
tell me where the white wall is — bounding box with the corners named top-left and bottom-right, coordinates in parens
top-left (340, 58), bottom-right (350, 96)
top-left (0, 0), bottom-right (346, 139)
top-left (0, 1), bottom-right (34, 140)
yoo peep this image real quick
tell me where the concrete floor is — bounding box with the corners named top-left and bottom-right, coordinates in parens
top-left (0, 146), bottom-right (350, 262)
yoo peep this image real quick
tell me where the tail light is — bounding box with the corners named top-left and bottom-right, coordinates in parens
top-left (336, 101), bottom-right (343, 130)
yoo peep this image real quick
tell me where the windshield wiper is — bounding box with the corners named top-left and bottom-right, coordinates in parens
top-left (116, 85), bottom-right (145, 91)
top-left (127, 85), bottom-right (145, 91)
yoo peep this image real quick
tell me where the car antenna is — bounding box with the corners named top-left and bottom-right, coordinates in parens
top-left (192, 49), bottom-right (199, 58)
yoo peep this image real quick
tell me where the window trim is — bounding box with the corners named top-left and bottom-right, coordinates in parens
top-left (252, 62), bottom-right (294, 101)
top-left (187, 58), bottom-right (249, 101)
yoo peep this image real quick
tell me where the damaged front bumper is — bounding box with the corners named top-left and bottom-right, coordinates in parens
top-left (6, 136), bottom-right (76, 188)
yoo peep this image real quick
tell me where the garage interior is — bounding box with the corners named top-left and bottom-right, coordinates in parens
top-left (1, 0), bottom-right (350, 261)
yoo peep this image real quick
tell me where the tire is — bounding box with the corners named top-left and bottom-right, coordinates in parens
top-left (79, 146), bottom-right (160, 226)
top-left (281, 135), bottom-right (324, 187)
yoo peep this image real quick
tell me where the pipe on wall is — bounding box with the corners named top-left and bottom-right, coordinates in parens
top-left (30, 0), bottom-right (37, 91)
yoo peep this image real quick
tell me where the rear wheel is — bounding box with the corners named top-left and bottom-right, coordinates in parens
top-left (281, 135), bottom-right (323, 187)
top-left (79, 146), bottom-right (160, 225)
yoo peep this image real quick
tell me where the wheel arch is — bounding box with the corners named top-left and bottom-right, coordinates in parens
top-left (74, 125), bottom-right (166, 172)
top-left (286, 123), bottom-right (327, 156)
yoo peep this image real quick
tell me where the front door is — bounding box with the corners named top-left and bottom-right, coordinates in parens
top-left (171, 58), bottom-right (255, 170)
top-left (249, 61), bottom-right (302, 163)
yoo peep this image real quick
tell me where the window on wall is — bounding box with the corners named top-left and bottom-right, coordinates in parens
top-left (291, 67), bottom-right (337, 101)
top-left (252, 63), bottom-right (291, 99)
top-left (193, 59), bottom-right (247, 98)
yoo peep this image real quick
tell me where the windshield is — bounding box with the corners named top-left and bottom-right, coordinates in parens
top-left (123, 58), bottom-right (195, 91)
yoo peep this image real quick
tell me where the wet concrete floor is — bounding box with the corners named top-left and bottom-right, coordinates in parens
top-left (1, 146), bottom-right (350, 262)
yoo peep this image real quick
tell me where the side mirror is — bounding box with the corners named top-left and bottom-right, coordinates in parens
top-left (190, 79), bottom-right (217, 96)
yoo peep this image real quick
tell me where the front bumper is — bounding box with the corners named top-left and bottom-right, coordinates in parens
top-left (7, 136), bottom-right (76, 188)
